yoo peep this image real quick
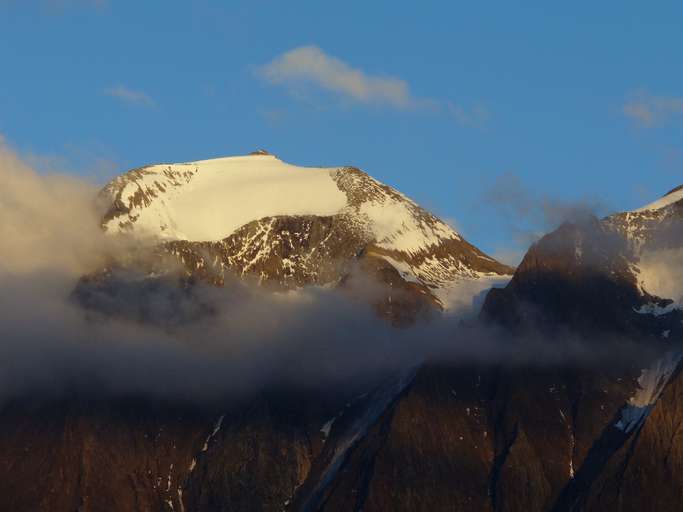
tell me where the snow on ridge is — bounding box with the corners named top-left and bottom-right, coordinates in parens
top-left (632, 186), bottom-right (683, 213)
top-left (359, 198), bottom-right (460, 255)
top-left (377, 252), bottom-right (511, 312)
top-left (103, 154), bottom-right (467, 258)
top-left (337, 168), bottom-right (463, 255)
top-left (296, 367), bottom-right (418, 511)
top-left (615, 351), bottom-right (683, 433)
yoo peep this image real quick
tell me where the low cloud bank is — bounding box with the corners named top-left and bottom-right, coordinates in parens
top-left (0, 141), bottom-right (659, 407)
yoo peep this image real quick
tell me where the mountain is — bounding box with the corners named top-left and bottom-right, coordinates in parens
top-left (479, 186), bottom-right (683, 511)
top-left (2, 158), bottom-right (683, 512)
top-left (89, 152), bottom-right (512, 320)
top-left (484, 184), bottom-right (683, 338)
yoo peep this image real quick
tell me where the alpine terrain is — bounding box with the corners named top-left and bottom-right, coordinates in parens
top-left (1, 152), bottom-right (683, 512)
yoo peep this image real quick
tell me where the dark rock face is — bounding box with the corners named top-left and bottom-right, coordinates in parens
top-left (477, 209), bottom-right (683, 511)
top-left (575, 365), bottom-right (683, 512)
top-left (0, 394), bottom-right (340, 512)
top-left (483, 213), bottom-right (683, 345)
top-left (164, 215), bottom-right (369, 288)
top-left (0, 366), bottom-right (646, 512)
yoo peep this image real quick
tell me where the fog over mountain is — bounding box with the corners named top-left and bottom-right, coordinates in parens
top-left (2, 138), bottom-right (683, 511)
top-left (0, 141), bottom-right (625, 404)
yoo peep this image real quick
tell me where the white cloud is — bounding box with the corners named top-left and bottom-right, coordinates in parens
top-left (259, 46), bottom-right (420, 109)
top-left (104, 85), bottom-right (155, 107)
top-left (623, 90), bottom-right (683, 127)
top-left (258, 46), bottom-right (490, 127)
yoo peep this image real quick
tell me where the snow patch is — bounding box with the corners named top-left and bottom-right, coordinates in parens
top-left (177, 488), bottom-right (185, 512)
top-left (297, 367), bottom-right (418, 510)
top-left (634, 302), bottom-right (679, 317)
top-left (359, 199), bottom-right (459, 255)
top-left (320, 417), bottom-right (336, 439)
top-left (202, 414), bottom-right (225, 452)
top-left (615, 351), bottom-right (683, 433)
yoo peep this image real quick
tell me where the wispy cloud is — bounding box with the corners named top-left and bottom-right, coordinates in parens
top-left (258, 45), bottom-right (422, 110)
top-left (623, 90), bottom-right (683, 127)
top-left (104, 85), bottom-right (155, 107)
top-left (447, 101), bottom-right (491, 128)
top-left (483, 171), bottom-right (609, 267)
top-left (258, 46), bottom-right (489, 127)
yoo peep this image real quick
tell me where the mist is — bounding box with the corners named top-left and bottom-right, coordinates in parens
top-left (639, 248), bottom-right (683, 304)
top-left (0, 141), bottom-right (662, 407)
top-left (484, 171), bottom-right (610, 265)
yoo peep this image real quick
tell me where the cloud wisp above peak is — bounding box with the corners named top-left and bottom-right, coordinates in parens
top-left (104, 85), bottom-right (155, 108)
top-left (258, 46), bottom-right (489, 127)
top-left (482, 171), bottom-right (610, 266)
top-left (623, 90), bottom-right (683, 128)
top-left (258, 45), bottom-right (425, 110)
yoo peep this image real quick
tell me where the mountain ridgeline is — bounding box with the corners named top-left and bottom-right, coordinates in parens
top-left (2, 153), bottom-right (683, 512)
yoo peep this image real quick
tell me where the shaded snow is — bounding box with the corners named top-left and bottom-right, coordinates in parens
top-left (296, 367), bottom-right (418, 511)
top-left (634, 302), bottom-right (679, 317)
top-left (615, 351), bottom-right (683, 433)
top-left (320, 417), bottom-right (336, 439)
top-left (201, 414), bottom-right (225, 452)
top-left (378, 255), bottom-right (511, 312)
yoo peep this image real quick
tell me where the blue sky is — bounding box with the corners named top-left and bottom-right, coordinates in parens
top-left (1, 1), bottom-right (682, 262)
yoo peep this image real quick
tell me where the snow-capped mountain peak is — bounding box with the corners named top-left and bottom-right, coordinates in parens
top-left (98, 153), bottom-right (512, 310)
top-left (101, 153), bottom-right (347, 242)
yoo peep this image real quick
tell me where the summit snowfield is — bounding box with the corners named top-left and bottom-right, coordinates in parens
top-left (98, 152), bottom-right (512, 311)
top-left (102, 154), bottom-right (348, 242)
